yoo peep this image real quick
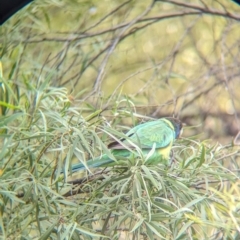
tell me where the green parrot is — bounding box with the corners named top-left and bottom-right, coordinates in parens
top-left (70, 117), bottom-right (182, 173)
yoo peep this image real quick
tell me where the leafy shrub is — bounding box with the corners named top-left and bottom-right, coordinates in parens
top-left (0, 78), bottom-right (239, 239)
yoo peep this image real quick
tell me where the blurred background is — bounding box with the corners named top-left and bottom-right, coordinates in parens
top-left (1, 0), bottom-right (240, 142)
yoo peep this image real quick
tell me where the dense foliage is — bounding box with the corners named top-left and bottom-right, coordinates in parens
top-left (1, 0), bottom-right (240, 239)
top-left (0, 79), bottom-right (239, 239)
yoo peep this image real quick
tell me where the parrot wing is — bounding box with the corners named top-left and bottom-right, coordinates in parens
top-left (108, 119), bottom-right (175, 150)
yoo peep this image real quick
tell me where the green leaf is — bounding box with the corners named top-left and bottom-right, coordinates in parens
top-left (175, 221), bottom-right (194, 240)
top-left (39, 220), bottom-right (58, 240)
top-left (197, 144), bottom-right (205, 167)
top-left (0, 101), bottom-right (21, 110)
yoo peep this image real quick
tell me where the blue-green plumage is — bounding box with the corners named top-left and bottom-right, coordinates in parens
top-left (70, 117), bottom-right (182, 173)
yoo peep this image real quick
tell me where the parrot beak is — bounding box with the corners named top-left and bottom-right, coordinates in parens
top-left (180, 127), bottom-right (183, 137)
top-left (179, 122), bottom-right (187, 137)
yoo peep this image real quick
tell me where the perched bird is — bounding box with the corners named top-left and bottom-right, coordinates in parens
top-left (70, 117), bottom-right (182, 173)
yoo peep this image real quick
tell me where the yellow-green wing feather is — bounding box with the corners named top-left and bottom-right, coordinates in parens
top-left (113, 119), bottom-right (175, 149)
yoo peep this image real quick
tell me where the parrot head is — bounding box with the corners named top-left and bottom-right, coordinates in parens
top-left (165, 117), bottom-right (183, 139)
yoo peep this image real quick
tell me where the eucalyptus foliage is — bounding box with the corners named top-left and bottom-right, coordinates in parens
top-left (0, 78), bottom-right (240, 240)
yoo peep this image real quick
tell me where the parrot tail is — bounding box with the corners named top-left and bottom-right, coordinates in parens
top-left (65, 150), bottom-right (131, 173)
top-left (70, 154), bottom-right (114, 173)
